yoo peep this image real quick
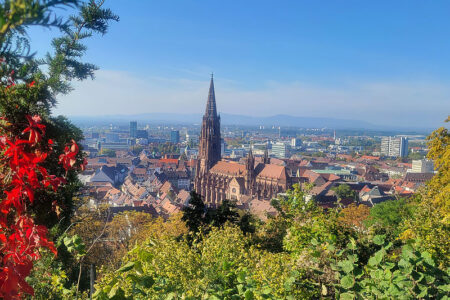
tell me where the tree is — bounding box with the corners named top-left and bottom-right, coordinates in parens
top-left (332, 184), bottom-right (357, 202)
top-left (181, 191), bottom-right (207, 233)
top-left (207, 199), bottom-right (239, 227)
top-left (408, 150), bottom-right (425, 160)
top-left (100, 148), bottom-right (116, 157)
top-left (67, 205), bottom-right (112, 293)
top-left (0, 114), bottom-right (83, 298)
top-left (402, 116), bottom-right (450, 267)
top-left (0, 0), bottom-right (118, 297)
top-left (130, 145), bottom-right (143, 155)
top-left (338, 203), bottom-right (370, 232)
top-left (106, 211), bottom-right (154, 270)
top-left (94, 225), bottom-right (318, 299)
top-left (365, 198), bottom-right (412, 239)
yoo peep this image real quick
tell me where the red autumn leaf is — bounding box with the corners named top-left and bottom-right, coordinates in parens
top-left (0, 114), bottom-right (67, 298)
top-left (22, 115), bottom-right (45, 145)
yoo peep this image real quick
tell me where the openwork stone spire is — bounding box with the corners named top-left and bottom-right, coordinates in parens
top-left (196, 75), bottom-right (221, 175)
top-left (205, 74), bottom-right (217, 118)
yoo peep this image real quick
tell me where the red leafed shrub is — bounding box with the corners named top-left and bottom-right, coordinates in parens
top-left (0, 110), bottom-right (83, 299)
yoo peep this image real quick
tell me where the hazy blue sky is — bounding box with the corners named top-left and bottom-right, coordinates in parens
top-left (29, 0), bottom-right (450, 128)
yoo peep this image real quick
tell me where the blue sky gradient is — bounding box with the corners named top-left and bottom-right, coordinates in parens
top-left (29, 0), bottom-right (450, 128)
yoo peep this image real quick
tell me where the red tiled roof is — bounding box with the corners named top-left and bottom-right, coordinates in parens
top-left (132, 168), bottom-right (147, 175)
top-left (360, 185), bottom-right (371, 193)
top-left (302, 170), bottom-right (321, 183)
top-left (159, 158), bottom-right (179, 164)
top-left (299, 160), bottom-right (310, 167)
top-left (310, 181), bottom-right (333, 195)
top-left (269, 158), bottom-right (285, 166)
top-left (176, 190), bottom-right (190, 203)
top-left (210, 161), bottom-right (247, 176)
top-left (257, 164), bottom-right (287, 180)
top-left (360, 155), bottom-right (380, 160)
top-left (321, 173), bottom-right (340, 182)
top-left (159, 181), bottom-right (176, 194)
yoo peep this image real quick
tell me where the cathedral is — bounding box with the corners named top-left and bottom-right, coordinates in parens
top-left (194, 76), bottom-right (292, 206)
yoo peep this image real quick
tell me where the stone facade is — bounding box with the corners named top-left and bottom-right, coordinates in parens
top-left (194, 76), bottom-right (291, 206)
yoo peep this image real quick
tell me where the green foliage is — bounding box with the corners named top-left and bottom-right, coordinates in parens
top-left (182, 191), bottom-right (207, 233)
top-left (94, 225), bottom-right (319, 299)
top-left (365, 198), bottom-right (413, 238)
top-left (408, 151), bottom-right (425, 160)
top-left (130, 145), bottom-right (143, 155)
top-left (101, 148), bottom-right (116, 157)
top-left (63, 234), bottom-right (86, 260)
top-left (96, 161), bottom-right (450, 299)
top-left (183, 192), bottom-right (250, 235)
top-left (332, 184), bottom-right (357, 201)
top-left (207, 199), bottom-right (240, 227)
top-left (148, 142), bottom-right (179, 157)
top-left (402, 117), bottom-right (450, 267)
top-left (0, 0), bottom-right (118, 296)
top-left (25, 250), bottom-right (83, 300)
top-left (334, 235), bottom-right (450, 299)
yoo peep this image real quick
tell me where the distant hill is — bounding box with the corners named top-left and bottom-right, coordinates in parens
top-left (67, 112), bottom-right (433, 132)
top-left (68, 112), bottom-right (377, 129)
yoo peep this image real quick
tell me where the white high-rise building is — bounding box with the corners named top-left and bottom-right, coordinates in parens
top-left (381, 137), bottom-right (408, 157)
top-left (291, 138), bottom-right (301, 148)
top-left (272, 142), bottom-right (289, 158)
top-left (411, 159), bottom-right (434, 173)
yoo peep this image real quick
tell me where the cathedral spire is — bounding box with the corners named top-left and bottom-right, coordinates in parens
top-left (263, 143), bottom-right (270, 164)
top-left (205, 74), bottom-right (217, 118)
top-left (248, 143), bottom-right (253, 158)
top-left (196, 75), bottom-right (221, 175)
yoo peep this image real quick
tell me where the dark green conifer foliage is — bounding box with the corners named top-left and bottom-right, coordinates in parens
top-left (0, 0), bottom-right (118, 230)
top-left (0, 0), bottom-right (118, 292)
top-left (207, 199), bottom-right (239, 227)
top-left (182, 191), bottom-right (207, 233)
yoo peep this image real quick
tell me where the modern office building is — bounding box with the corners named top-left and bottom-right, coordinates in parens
top-left (272, 142), bottom-right (289, 158)
top-left (136, 129), bottom-right (148, 139)
top-left (381, 137), bottom-right (408, 157)
top-left (221, 138), bottom-right (226, 156)
top-left (170, 130), bottom-right (180, 144)
top-left (130, 121), bottom-right (137, 138)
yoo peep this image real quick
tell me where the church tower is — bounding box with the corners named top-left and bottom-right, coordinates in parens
top-left (245, 147), bottom-right (255, 195)
top-left (263, 144), bottom-right (270, 164)
top-left (198, 74), bottom-right (221, 172)
top-left (195, 75), bottom-right (221, 196)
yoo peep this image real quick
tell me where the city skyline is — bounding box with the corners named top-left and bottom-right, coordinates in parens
top-left (28, 1), bottom-right (450, 128)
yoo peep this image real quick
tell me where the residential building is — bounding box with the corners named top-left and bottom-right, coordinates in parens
top-left (411, 159), bottom-right (434, 173)
top-left (291, 138), bottom-right (301, 148)
top-left (381, 136), bottom-right (408, 157)
top-left (404, 172), bottom-right (434, 183)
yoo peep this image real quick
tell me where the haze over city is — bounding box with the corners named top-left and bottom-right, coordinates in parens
top-left (27, 0), bottom-right (450, 129)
